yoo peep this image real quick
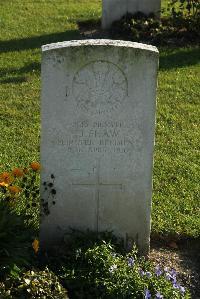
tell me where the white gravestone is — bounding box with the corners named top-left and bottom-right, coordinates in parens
top-left (102, 0), bottom-right (161, 29)
top-left (40, 40), bottom-right (159, 255)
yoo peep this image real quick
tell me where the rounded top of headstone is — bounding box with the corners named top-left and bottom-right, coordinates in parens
top-left (42, 39), bottom-right (159, 55)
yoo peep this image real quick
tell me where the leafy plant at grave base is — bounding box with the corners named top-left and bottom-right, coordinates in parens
top-left (0, 201), bottom-right (34, 279)
top-left (167, 0), bottom-right (200, 35)
top-left (110, 0), bottom-right (200, 46)
top-left (0, 163), bottom-right (40, 278)
top-left (168, 0), bottom-right (200, 19)
top-left (110, 13), bottom-right (162, 43)
top-left (1, 268), bottom-right (69, 299)
top-left (48, 230), bottom-right (190, 299)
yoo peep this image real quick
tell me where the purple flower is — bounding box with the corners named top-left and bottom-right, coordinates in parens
top-left (170, 269), bottom-right (177, 278)
top-left (144, 289), bottom-right (151, 299)
top-left (172, 276), bottom-right (177, 284)
top-left (164, 267), bottom-right (169, 272)
top-left (173, 282), bottom-right (180, 289)
top-left (109, 264), bottom-right (117, 273)
top-left (146, 271), bottom-right (152, 278)
top-left (155, 292), bottom-right (163, 299)
top-left (165, 272), bottom-right (172, 281)
top-left (164, 268), bottom-right (185, 295)
top-left (155, 266), bottom-right (162, 276)
top-left (139, 268), bottom-right (145, 276)
top-left (179, 285), bottom-right (185, 294)
top-left (173, 283), bottom-right (186, 294)
top-left (165, 269), bottom-right (177, 284)
top-left (166, 271), bottom-right (176, 282)
top-left (127, 257), bottom-right (135, 267)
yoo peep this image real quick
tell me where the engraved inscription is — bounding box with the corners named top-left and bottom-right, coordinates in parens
top-left (73, 61), bottom-right (127, 114)
top-left (50, 120), bottom-right (143, 154)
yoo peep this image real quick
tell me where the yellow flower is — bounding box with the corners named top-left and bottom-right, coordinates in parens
top-left (0, 172), bottom-right (14, 184)
top-left (30, 162), bottom-right (40, 171)
top-left (32, 239), bottom-right (39, 253)
top-left (0, 181), bottom-right (8, 187)
top-left (8, 185), bottom-right (22, 194)
top-left (12, 168), bottom-right (24, 177)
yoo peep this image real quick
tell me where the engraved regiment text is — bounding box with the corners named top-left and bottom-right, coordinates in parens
top-left (51, 120), bottom-right (142, 154)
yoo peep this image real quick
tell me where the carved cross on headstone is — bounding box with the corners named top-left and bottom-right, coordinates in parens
top-left (72, 160), bottom-right (123, 231)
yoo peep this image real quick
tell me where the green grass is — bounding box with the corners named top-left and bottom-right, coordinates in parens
top-left (153, 47), bottom-right (200, 237)
top-left (0, 0), bottom-right (101, 170)
top-left (0, 0), bottom-right (199, 238)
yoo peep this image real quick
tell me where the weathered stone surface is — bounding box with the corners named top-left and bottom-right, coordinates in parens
top-left (102, 0), bottom-right (161, 29)
top-left (40, 40), bottom-right (159, 254)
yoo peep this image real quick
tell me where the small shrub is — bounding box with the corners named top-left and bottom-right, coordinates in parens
top-left (110, 6), bottom-right (200, 45)
top-left (168, 0), bottom-right (200, 38)
top-left (1, 268), bottom-right (68, 299)
top-left (0, 163), bottom-right (40, 278)
top-left (0, 162), bottom-right (40, 227)
top-left (51, 230), bottom-right (191, 299)
top-left (168, 0), bottom-right (200, 19)
top-left (84, 243), bottom-right (190, 298)
top-left (0, 282), bottom-right (9, 298)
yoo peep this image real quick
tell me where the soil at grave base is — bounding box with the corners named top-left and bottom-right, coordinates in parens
top-left (149, 238), bottom-right (200, 299)
top-left (78, 19), bottom-right (199, 47)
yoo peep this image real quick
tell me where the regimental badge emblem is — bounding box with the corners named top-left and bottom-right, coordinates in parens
top-left (73, 61), bottom-right (128, 115)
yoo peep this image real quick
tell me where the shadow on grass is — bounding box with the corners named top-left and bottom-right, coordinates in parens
top-left (0, 30), bottom-right (79, 84)
top-left (159, 47), bottom-right (200, 70)
top-left (0, 62), bottom-right (40, 84)
top-left (0, 30), bottom-right (79, 53)
top-left (0, 62), bottom-right (40, 76)
top-left (1, 76), bottom-right (29, 84)
top-left (77, 18), bottom-right (101, 29)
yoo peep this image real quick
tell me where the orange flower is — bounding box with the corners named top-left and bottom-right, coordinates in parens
top-left (32, 239), bottom-right (39, 253)
top-left (0, 172), bottom-right (14, 184)
top-left (12, 168), bottom-right (24, 177)
top-left (0, 181), bottom-right (8, 187)
top-left (8, 185), bottom-right (22, 194)
top-left (30, 162), bottom-right (40, 171)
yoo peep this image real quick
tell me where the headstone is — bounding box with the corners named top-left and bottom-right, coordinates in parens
top-left (40, 40), bottom-right (159, 255)
top-left (102, 0), bottom-right (161, 29)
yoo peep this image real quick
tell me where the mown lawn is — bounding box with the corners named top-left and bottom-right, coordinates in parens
top-left (0, 0), bottom-right (199, 238)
